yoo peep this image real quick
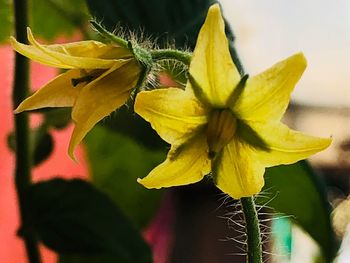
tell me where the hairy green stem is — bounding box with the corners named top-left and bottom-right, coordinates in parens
top-left (90, 20), bottom-right (128, 48)
top-left (240, 197), bottom-right (262, 263)
top-left (13, 0), bottom-right (41, 262)
top-left (225, 19), bottom-right (263, 263)
top-left (150, 49), bottom-right (191, 66)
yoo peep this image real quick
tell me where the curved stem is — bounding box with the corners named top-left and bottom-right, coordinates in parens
top-left (13, 0), bottom-right (41, 262)
top-left (240, 197), bottom-right (262, 263)
top-left (150, 49), bottom-right (191, 66)
top-left (90, 20), bottom-right (128, 48)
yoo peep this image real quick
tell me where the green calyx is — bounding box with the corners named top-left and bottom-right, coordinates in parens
top-left (128, 41), bottom-right (153, 70)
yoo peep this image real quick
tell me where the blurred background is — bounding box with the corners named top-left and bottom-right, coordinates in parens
top-left (0, 0), bottom-right (349, 262)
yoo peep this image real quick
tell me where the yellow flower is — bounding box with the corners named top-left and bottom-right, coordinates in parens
top-left (134, 4), bottom-right (331, 199)
top-left (12, 28), bottom-right (141, 160)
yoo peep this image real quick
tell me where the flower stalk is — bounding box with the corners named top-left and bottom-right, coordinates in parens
top-left (90, 20), bottom-right (128, 48)
top-left (240, 197), bottom-right (262, 263)
top-left (150, 49), bottom-right (191, 66)
top-left (13, 0), bottom-right (41, 262)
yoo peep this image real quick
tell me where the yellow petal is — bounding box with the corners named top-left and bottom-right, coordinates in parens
top-left (214, 138), bottom-right (265, 199)
top-left (137, 133), bottom-right (210, 188)
top-left (10, 28), bottom-right (130, 69)
top-left (189, 4), bottom-right (241, 107)
top-left (246, 121), bottom-right (332, 167)
top-left (14, 69), bottom-right (82, 113)
top-left (68, 60), bottom-right (140, 159)
top-left (11, 36), bottom-right (72, 68)
top-left (47, 41), bottom-right (131, 60)
top-left (232, 53), bottom-right (307, 122)
top-left (134, 88), bottom-right (209, 145)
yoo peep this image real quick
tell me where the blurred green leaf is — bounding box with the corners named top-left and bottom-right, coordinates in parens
top-left (1, 0), bottom-right (89, 43)
top-left (85, 125), bottom-right (165, 228)
top-left (26, 178), bottom-right (152, 262)
top-left (101, 105), bottom-right (167, 150)
top-left (0, 0), bottom-right (12, 42)
top-left (43, 108), bottom-right (71, 130)
top-left (32, 128), bottom-right (54, 166)
top-left (261, 161), bottom-right (338, 262)
top-left (85, 0), bottom-right (217, 49)
top-left (31, 0), bottom-right (88, 40)
top-left (7, 126), bottom-right (54, 166)
top-left (59, 254), bottom-right (141, 263)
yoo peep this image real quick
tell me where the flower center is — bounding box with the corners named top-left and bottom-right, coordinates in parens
top-left (206, 109), bottom-right (237, 159)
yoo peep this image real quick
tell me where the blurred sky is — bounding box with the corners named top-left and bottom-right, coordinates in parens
top-left (220, 0), bottom-right (350, 107)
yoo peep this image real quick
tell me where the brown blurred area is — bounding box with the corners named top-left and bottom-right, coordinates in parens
top-left (285, 104), bottom-right (350, 196)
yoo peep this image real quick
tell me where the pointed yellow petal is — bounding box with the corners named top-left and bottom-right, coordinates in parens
top-left (68, 61), bottom-right (140, 159)
top-left (46, 41), bottom-right (131, 60)
top-left (10, 36), bottom-right (70, 68)
top-left (246, 121), bottom-right (332, 167)
top-left (11, 28), bottom-right (130, 69)
top-left (137, 133), bottom-right (210, 188)
top-left (14, 69), bottom-right (82, 113)
top-left (214, 139), bottom-right (265, 199)
top-left (189, 4), bottom-right (241, 107)
top-left (26, 28), bottom-right (131, 69)
top-left (232, 53), bottom-right (307, 122)
top-left (134, 88), bottom-right (209, 145)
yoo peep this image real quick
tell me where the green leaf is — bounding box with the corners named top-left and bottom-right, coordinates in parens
top-left (59, 254), bottom-right (140, 263)
top-left (32, 128), bottom-right (54, 166)
top-left (85, 125), bottom-right (165, 227)
top-left (85, 0), bottom-right (217, 49)
top-left (0, 0), bottom-right (12, 42)
top-left (261, 161), bottom-right (338, 262)
top-left (26, 178), bottom-right (152, 262)
top-left (31, 0), bottom-right (88, 40)
top-left (43, 108), bottom-right (71, 130)
top-left (7, 126), bottom-right (54, 167)
top-left (1, 0), bottom-right (89, 42)
top-left (101, 105), bottom-right (167, 150)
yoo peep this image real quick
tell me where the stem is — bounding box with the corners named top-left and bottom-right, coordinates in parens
top-left (90, 20), bottom-right (129, 48)
top-left (150, 49), bottom-right (191, 66)
top-left (225, 18), bottom-right (263, 263)
top-left (13, 0), bottom-right (41, 262)
top-left (240, 197), bottom-right (262, 263)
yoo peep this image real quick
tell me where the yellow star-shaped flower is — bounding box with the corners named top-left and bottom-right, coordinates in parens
top-left (135, 4), bottom-right (331, 199)
top-left (12, 28), bottom-right (141, 159)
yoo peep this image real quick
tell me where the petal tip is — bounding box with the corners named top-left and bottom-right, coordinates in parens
top-left (208, 3), bottom-right (221, 13)
top-left (323, 136), bottom-right (333, 148)
top-left (26, 27), bottom-right (32, 37)
top-left (9, 36), bottom-right (21, 50)
top-left (13, 107), bottom-right (22, 114)
top-left (68, 135), bottom-right (79, 163)
top-left (137, 177), bottom-right (151, 188)
top-left (14, 101), bottom-right (28, 114)
top-left (292, 52), bottom-right (307, 69)
top-left (9, 36), bottom-right (16, 44)
top-left (68, 147), bottom-right (78, 163)
top-left (206, 3), bottom-right (223, 23)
